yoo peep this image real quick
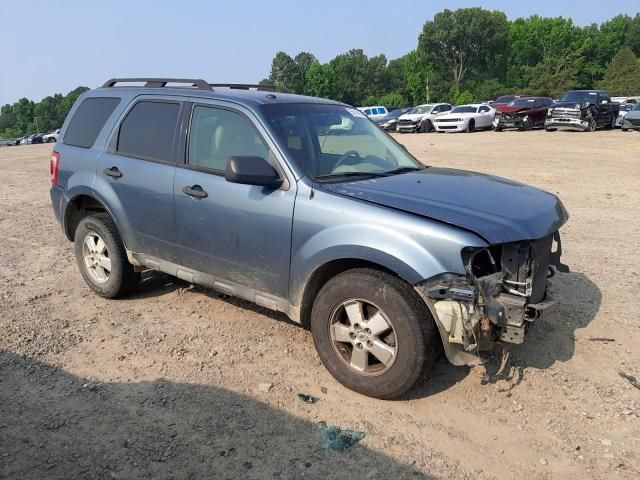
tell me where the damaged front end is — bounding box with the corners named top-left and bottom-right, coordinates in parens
top-left (416, 232), bottom-right (568, 366)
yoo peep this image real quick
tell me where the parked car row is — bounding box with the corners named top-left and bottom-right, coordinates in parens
top-left (363, 89), bottom-right (638, 134)
top-left (5, 129), bottom-right (60, 146)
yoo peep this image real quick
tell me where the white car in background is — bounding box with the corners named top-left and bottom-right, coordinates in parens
top-left (433, 104), bottom-right (496, 133)
top-left (358, 105), bottom-right (389, 122)
top-left (42, 129), bottom-right (61, 143)
top-left (613, 97), bottom-right (640, 127)
top-left (396, 103), bottom-right (453, 133)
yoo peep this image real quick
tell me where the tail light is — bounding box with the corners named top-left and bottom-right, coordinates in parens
top-left (50, 151), bottom-right (60, 185)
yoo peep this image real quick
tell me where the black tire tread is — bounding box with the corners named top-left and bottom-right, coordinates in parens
top-left (74, 213), bottom-right (139, 298)
top-left (311, 268), bottom-right (438, 399)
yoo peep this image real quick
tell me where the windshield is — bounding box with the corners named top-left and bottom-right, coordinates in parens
top-left (509, 98), bottom-right (535, 107)
top-left (451, 106), bottom-right (478, 114)
top-left (634, 104), bottom-right (640, 111)
top-left (495, 95), bottom-right (516, 104)
top-left (624, 103), bottom-right (636, 111)
top-left (560, 91), bottom-right (597, 103)
top-left (409, 105), bottom-right (433, 114)
top-left (261, 104), bottom-right (422, 180)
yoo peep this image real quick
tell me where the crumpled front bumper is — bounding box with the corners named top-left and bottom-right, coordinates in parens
top-left (415, 232), bottom-right (565, 366)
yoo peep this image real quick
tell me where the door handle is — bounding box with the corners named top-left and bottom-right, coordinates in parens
top-left (103, 167), bottom-right (123, 178)
top-left (182, 185), bottom-right (208, 199)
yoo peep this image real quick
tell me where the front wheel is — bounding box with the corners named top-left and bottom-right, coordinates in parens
top-left (420, 120), bottom-right (433, 133)
top-left (311, 269), bottom-right (438, 399)
top-left (74, 213), bottom-right (139, 298)
top-left (465, 119), bottom-right (475, 133)
top-left (587, 118), bottom-right (597, 132)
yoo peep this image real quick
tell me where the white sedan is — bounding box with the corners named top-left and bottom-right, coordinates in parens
top-left (433, 104), bottom-right (496, 133)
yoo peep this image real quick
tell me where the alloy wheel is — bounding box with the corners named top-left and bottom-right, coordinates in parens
top-left (82, 232), bottom-right (111, 284)
top-left (329, 298), bottom-right (398, 376)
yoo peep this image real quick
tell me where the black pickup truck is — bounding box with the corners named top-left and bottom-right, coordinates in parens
top-left (545, 90), bottom-right (619, 132)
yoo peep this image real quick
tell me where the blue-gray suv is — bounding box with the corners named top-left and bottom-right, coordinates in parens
top-left (50, 78), bottom-right (569, 398)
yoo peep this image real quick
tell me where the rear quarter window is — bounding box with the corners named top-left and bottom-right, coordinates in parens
top-left (116, 101), bottom-right (180, 162)
top-left (63, 97), bottom-right (120, 148)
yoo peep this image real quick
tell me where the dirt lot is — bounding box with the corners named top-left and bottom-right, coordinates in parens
top-left (1, 130), bottom-right (639, 480)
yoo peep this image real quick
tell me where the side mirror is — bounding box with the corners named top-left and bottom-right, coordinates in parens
top-left (601, 99), bottom-right (609, 104)
top-left (225, 156), bottom-right (283, 188)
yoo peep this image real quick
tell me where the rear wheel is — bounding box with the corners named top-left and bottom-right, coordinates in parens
top-left (74, 213), bottom-right (139, 298)
top-left (311, 268), bottom-right (438, 399)
top-left (466, 119), bottom-right (475, 133)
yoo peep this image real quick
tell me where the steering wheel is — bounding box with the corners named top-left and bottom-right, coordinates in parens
top-left (334, 150), bottom-right (361, 170)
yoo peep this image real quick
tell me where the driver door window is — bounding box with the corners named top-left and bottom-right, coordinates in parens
top-left (188, 106), bottom-right (269, 172)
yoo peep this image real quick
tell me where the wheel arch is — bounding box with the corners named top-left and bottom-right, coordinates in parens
top-left (63, 192), bottom-right (129, 249)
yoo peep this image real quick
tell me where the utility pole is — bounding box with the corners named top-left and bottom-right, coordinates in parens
top-left (34, 116), bottom-right (40, 133)
top-left (425, 74), bottom-right (430, 104)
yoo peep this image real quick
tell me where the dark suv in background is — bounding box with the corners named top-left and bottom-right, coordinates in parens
top-left (50, 78), bottom-right (568, 399)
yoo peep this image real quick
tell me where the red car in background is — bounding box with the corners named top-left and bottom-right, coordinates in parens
top-left (491, 94), bottom-right (520, 111)
top-left (494, 96), bottom-right (554, 131)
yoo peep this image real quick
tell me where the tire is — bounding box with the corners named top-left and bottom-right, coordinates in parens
top-left (420, 120), bottom-right (433, 133)
top-left (465, 119), bottom-right (475, 133)
top-left (310, 268), bottom-right (438, 399)
top-left (494, 126), bottom-right (502, 132)
top-left (521, 116), bottom-right (533, 131)
top-left (608, 116), bottom-right (616, 129)
top-left (587, 118), bottom-right (596, 132)
top-left (74, 213), bottom-right (139, 298)
top-left (622, 128), bottom-right (629, 132)
top-left (545, 128), bottom-right (557, 132)
top-left (47, 137), bottom-right (55, 143)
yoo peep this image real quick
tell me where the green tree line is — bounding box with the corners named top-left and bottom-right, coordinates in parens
top-left (262, 8), bottom-right (640, 106)
top-left (3, 8), bottom-right (640, 138)
top-left (0, 87), bottom-right (88, 138)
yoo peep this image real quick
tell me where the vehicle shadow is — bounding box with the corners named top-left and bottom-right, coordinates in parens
top-left (0, 350), bottom-right (432, 480)
top-left (511, 271), bottom-right (602, 369)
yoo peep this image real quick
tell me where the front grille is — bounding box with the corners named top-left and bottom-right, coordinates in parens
top-left (438, 125), bottom-right (458, 129)
top-left (551, 109), bottom-right (581, 120)
top-left (436, 118), bottom-right (460, 123)
top-left (398, 119), bottom-right (416, 126)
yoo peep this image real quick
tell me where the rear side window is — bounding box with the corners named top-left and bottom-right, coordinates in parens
top-left (63, 97), bottom-right (120, 148)
top-left (116, 101), bottom-right (180, 162)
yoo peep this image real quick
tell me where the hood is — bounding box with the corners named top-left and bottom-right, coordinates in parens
top-left (437, 112), bottom-right (477, 120)
top-left (378, 117), bottom-right (398, 124)
top-left (497, 105), bottom-right (533, 114)
top-left (399, 113), bottom-right (427, 121)
top-left (552, 101), bottom-right (589, 110)
top-left (320, 168), bottom-right (568, 244)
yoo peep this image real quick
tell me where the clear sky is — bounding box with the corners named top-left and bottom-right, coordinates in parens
top-left (1, 0), bottom-right (639, 105)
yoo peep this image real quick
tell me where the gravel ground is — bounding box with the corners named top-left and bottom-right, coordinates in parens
top-left (1, 130), bottom-right (639, 479)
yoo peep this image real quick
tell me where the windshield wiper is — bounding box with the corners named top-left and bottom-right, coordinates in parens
top-left (381, 166), bottom-right (425, 176)
top-left (315, 171), bottom-right (389, 181)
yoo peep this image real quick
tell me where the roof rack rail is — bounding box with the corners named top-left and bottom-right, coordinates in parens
top-left (101, 78), bottom-right (212, 91)
top-left (209, 83), bottom-right (293, 94)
